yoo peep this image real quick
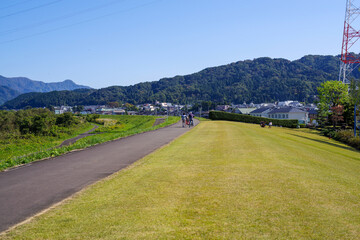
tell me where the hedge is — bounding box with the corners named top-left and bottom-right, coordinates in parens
top-left (209, 111), bottom-right (299, 128)
top-left (322, 129), bottom-right (360, 150)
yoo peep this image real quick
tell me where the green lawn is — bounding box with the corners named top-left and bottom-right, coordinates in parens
top-left (2, 121), bottom-right (360, 239)
top-left (0, 115), bottom-right (179, 171)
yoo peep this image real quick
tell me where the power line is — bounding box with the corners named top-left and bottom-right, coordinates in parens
top-left (0, 0), bottom-right (162, 45)
top-left (0, 0), bottom-right (127, 36)
top-left (0, 0), bottom-right (64, 20)
top-left (0, 0), bottom-right (35, 11)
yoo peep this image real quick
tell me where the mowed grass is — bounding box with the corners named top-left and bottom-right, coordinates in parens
top-left (2, 121), bottom-right (360, 239)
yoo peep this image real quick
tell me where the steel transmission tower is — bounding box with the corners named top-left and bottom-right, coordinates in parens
top-left (340, 0), bottom-right (360, 84)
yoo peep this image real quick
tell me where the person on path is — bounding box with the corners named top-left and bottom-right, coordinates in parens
top-left (188, 112), bottom-right (194, 128)
top-left (181, 113), bottom-right (187, 128)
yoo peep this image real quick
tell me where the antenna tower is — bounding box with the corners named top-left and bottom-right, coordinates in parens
top-left (340, 0), bottom-right (360, 84)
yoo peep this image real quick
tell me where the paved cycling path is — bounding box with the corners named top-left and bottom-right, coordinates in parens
top-left (0, 120), bottom-right (198, 233)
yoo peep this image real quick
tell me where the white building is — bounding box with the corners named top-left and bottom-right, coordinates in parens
top-left (268, 107), bottom-right (308, 124)
top-left (249, 107), bottom-right (272, 118)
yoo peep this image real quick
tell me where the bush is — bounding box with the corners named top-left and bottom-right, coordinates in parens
top-left (55, 112), bottom-right (78, 127)
top-left (86, 114), bottom-right (100, 123)
top-left (332, 130), bottom-right (360, 150)
top-left (347, 136), bottom-right (360, 149)
top-left (209, 111), bottom-right (298, 128)
top-left (321, 129), bottom-right (360, 150)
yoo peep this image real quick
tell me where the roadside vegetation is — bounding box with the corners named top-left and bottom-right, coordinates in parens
top-left (73, 115), bottom-right (179, 147)
top-left (315, 80), bottom-right (360, 150)
top-left (0, 109), bottom-right (93, 170)
top-left (0, 110), bottom-right (179, 171)
top-left (2, 121), bottom-right (359, 239)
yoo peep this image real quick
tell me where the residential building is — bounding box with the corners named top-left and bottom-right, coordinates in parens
top-left (113, 109), bottom-right (126, 115)
top-left (249, 107), bottom-right (272, 118)
top-left (234, 107), bottom-right (257, 115)
top-left (216, 105), bottom-right (230, 111)
top-left (268, 107), bottom-right (308, 124)
top-left (54, 106), bottom-right (72, 114)
top-left (307, 109), bottom-right (318, 125)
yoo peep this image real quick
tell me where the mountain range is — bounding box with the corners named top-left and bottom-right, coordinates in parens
top-left (0, 75), bottom-right (91, 105)
top-left (1, 55), bottom-right (348, 109)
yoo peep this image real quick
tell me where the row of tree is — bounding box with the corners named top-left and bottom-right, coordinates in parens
top-left (0, 109), bottom-right (82, 138)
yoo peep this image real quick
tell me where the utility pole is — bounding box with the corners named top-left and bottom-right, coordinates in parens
top-left (340, 0), bottom-right (360, 136)
top-left (340, 0), bottom-right (360, 84)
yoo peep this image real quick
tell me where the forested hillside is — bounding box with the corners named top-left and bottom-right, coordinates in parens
top-left (1, 55), bottom-right (343, 109)
top-left (0, 86), bottom-right (20, 105)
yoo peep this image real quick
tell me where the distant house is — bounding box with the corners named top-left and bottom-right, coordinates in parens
top-left (84, 105), bottom-right (104, 114)
top-left (216, 105), bottom-right (230, 111)
top-left (249, 107), bottom-right (272, 118)
top-left (260, 103), bottom-right (276, 108)
top-left (113, 109), bottom-right (126, 115)
top-left (307, 109), bottom-right (318, 125)
top-left (96, 108), bottom-right (113, 115)
top-left (268, 107), bottom-right (308, 124)
top-left (127, 111), bottom-right (137, 115)
top-left (234, 108), bottom-right (257, 115)
top-left (54, 106), bottom-right (72, 114)
top-left (277, 101), bottom-right (303, 107)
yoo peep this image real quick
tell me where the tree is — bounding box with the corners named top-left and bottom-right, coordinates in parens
top-left (107, 102), bottom-right (120, 108)
top-left (123, 103), bottom-right (138, 111)
top-left (349, 79), bottom-right (360, 135)
top-left (330, 105), bottom-right (344, 127)
top-left (349, 79), bottom-right (360, 105)
top-left (74, 105), bottom-right (84, 113)
top-left (317, 81), bottom-right (349, 127)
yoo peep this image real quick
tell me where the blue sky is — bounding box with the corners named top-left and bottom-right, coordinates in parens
top-left (0, 0), bottom-right (346, 88)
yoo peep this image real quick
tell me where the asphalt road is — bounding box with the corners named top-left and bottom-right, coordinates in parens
top-left (0, 120), bottom-right (197, 233)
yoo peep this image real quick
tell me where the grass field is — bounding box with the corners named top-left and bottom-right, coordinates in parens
top-left (0, 122), bottom-right (94, 165)
top-left (0, 115), bottom-right (179, 171)
top-left (2, 121), bottom-right (360, 239)
top-left (72, 115), bottom-right (179, 147)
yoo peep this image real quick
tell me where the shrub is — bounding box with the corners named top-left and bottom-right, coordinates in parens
top-left (209, 111), bottom-right (298, 128)
top-left (55, 112), bottom-right (78, 127)
top-left (347, 136), bottom-right (360, 149)
top-left (321, 129), bottom-right (360, 150)
top-left (86, 114), bottom-right (100, 123)
top-left (331, 130), bottom-right (360, 150)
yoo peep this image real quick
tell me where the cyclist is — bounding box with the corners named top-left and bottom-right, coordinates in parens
top-left (181, 113), bottom-right (187, 127)
top-left (188, 112), bottom-right (194, 127)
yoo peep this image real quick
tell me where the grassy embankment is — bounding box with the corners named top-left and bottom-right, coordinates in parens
top-left (0, 115), bottom-right (179, 171)
top-left (2, 121), bottom-right (360, 239)
top-left (0, 122), bottom-right (94, 169)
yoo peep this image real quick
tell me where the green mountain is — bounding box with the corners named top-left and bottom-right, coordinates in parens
top-left (1, 55), bottom-right (345, 109)
top-left (0, 86), bottom-right (20, 105)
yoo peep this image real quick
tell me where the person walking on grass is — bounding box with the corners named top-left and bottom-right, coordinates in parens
top-left (181, 112), bottom-right (187, 128)
top-left (269, 121), bottom-right (272, 128)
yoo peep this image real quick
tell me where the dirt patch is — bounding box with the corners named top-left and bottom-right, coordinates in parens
top-left (57, 125), bottom-right (99, 148)
top-left (153, 118), bottom-right (165, 127)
